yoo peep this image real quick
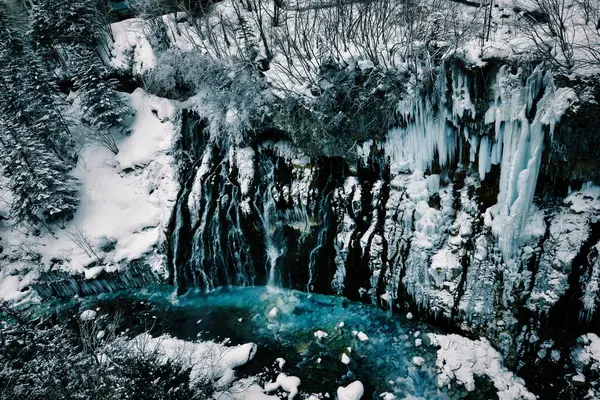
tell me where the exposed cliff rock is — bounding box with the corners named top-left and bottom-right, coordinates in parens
top-left (166, 61), bottom-right (600, 398)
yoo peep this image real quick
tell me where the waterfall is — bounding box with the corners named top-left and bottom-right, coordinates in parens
top-left (165, 63), bottom-right (581, 327)
top-left (307, 174), bottom-right (333, 292)
top-left (257, 158), bottom-right (284, 287)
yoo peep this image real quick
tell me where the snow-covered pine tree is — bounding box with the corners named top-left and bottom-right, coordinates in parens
top-left (27, 0), bottom-right (132, 154)
top-left (22, 52), bottom-right (76, 160)
top-left (0, 119), bottom-right (79, 224)
top-left (0, 6), bottom-right (74, 162)
top-left (70, 46), bottom-right (132, 154)
top-left (27, 0), bottom-right (107, 54)
top-left (0, 5), bottom-right (80, 224)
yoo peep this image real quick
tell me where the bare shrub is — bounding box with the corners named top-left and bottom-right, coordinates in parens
top-left (517, 0), bottom-right (577, 71)
top-left (66, 226), bottom-right (101, 260)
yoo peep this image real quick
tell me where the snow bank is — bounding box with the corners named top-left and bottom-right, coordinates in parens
top-left (80, 309), bottom-right (97, 321)
top-left (110, 18), bottom-right (156, 74)
top-left (337, 381), bottom-right (364, 400)
top-left (0, 89), bottom-right (179, 301)
top-left (128, 333), bottom-right (256, 387)
top-left (0, 275), bottom-right (30, 302)
top-left (264, 373), bottom-right (301, 400)
top-left (428, 333), bottom-right (535, 400)
top-left (65, 89), bottom-right (179, 267)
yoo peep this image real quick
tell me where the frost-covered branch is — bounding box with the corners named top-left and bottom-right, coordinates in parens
top-left (66, 226), bottom-right (101, 260)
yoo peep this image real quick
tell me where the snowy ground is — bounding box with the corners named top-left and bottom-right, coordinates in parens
top-left (109, 18), bottom-right (156, 74)
top-left (0, 89), bottom-right (179, 301)
top-left (428, 334), bottom-right (535, 400)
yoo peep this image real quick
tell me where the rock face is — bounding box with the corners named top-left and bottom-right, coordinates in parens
top-left (164, 62), bottom-right (600, 398)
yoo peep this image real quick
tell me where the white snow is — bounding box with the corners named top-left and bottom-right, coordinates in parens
top-left (572, 373), bottom-right (586, 384)
top-left (80, 309), bottom-right (97, 321)
top-left (337, 381), bottom-right (364, 400)
top-left (314, 330), bottom-right (329, 339)
top-left (110, 18), bottom-right (156, 74)
top-left (356, 332), bottom-right (369, 342)
top-left (412, 356), bottom-right (425, 367)
top-left (428, 333), bottom-right (535, 399)
top-left (264, 373), bottom-right (301, 400)
top-left (0, 275), bottom-right (30, 302)
top-left (341, 353), bottom-right (351, 364)
top-left (127, 333), bottom-right (256, 388)
top-left (268, 307), bottom-right (279, 318)
top-left (69, 89), bottom-right (178, 266)
top-left (0, 89), bottom-right (179, 301)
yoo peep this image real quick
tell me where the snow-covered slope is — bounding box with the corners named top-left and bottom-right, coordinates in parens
top-left (0, 88), bottom-right (179, 301)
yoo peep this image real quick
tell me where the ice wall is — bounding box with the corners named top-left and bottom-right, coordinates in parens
top-left (386, 65), bottom-right (573, 261)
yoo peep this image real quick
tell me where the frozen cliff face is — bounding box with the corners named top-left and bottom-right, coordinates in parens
top-left (163, 64), bottom-right (600, 399)
top-left (6, 58), bottom-right (594, 397)
top-left (0, 89), bottom-right (179, 301)
top-left (571, 333), bottom-right (600, 399)
top-left (527, 185), bottom-right (600, 315)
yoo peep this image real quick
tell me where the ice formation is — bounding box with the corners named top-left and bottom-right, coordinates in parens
top-left (428, 333), bottom-right (535, 400)
top-left (387, 66), bottom-right (573, 263)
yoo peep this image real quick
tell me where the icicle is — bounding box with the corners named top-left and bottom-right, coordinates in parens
top-left (487, 67), bottom-right (573, 261)
top-left (478, 136), bottom-right (491, 180)
top-left (332, 177), bottom-right (360, 294)
top-left (385, 66), bottom-right (472, 174)
top-left (234, 147), bottom-right (255, 215)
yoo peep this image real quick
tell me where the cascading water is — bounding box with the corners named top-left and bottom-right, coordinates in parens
top-left (167, 62), bottom-right (590, 347)
top-left (257, 158), bottom-right (285, 287)
top-left (307, 176), bottom-right (332, 292)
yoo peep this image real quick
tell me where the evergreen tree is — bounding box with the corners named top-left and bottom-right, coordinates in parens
top-left (71, 46), bottom-right (132, 138)
top-left (22, 52), bottom-right (75, 159)
top-left (0, 5), bottom-right (74, 161)
top-left (28, 0), bottom-right (106, 51)
top-left (27, 0), bottom-right (133, 153)
top-left (0, 5), bottom-right (79, 224)
top-left (0, 119), bottom-right (79, 224)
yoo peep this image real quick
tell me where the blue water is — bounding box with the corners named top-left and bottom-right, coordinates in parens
top-left (38, 286), bottom-right (492, 399)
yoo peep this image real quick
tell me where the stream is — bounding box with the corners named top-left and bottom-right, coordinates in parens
top-left (34, 285), bottom-right (498, 399)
